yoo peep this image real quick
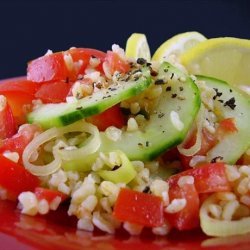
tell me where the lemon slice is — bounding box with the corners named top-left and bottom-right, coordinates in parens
top-left (152, 31), bottom-right (207, 62)
top-left (181, 37), bottom-right (250, 94)
top-left (125, 33), bottom-right (151, 61)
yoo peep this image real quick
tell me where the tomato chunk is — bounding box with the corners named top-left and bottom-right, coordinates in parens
top-left (87, 105), bottom-right (126, 131)
top-left (34, 187), bottom-right (68, 203)
top-left (0, 154), bottom-right (40, 199)
top-left (168, 163), bottom-right (231, 194)
top-left (165, 181), bottom-right (200, 230)
top-left (179, 128), bottom-right (217, 169)
top-left (27, 48), bottom-right (106, 83)
top-left (0, 124), bottom-right (41, 161)
top-left (104, 51), bottom-right (130, 75)
top-left (35, 81), bottom-right (73, 103)
top-left (0, 97), bottom-right (16, 139)
top-left (113, 188), bottom-right (164, 227)
top-left (0, 78), bottom-right (40, 124)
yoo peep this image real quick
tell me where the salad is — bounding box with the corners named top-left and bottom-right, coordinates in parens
top-left (0, 32), bottom-right (250, 237)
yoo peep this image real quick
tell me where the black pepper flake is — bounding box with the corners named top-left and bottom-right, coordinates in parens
top-left (164, 69), bottom-right (168, 73)
top-left (229, 89), bottom-right (233, 93)
top-left (155, 79), bottom-right (165, 85)
top-left (211, 156), bottom-right (223, 163)
top-left (76, 106), bottom-right (83, 110)
top-left (137, 58), bottom-right (147, 65)
top-left (146, 141), bottom-right (150, 147)
top-left (112, 165), bottom-right (120, 171)
top-left (108, 87), bottom-right (117, 91)
top-left (158, 112), bottom-right (165, 118)
top-left (142, 186), bottom-right (150, 193)
top-left (133, 69), bottom-right (142, 74)
top-left (213, 88), bottom-right (223, 100)
top-left (138, 143), bottom-right (143, 147)
top-left (139, 109), bottom-right (150, 120)
top-left (146, 62), bottom-right (152, 66)
top-left (166, 86), bottom-right (172, 92)
top-left (150, 69), bottom-right (158, 77)
top-left (218, 99), bottom-right (224, 103)
top-left (224, 97), bottom-right (236, 110)
top-left (171, 93), bottom-right (177, 98)
top-left (170, 73), bottom-right (174, 79)
top-left (179, 86), bottom-right (184, 91)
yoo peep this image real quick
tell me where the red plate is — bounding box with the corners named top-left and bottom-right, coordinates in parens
top-left (1, 197), bottom-right (250, 249)
top-left (0, 77), bottom-right (250, 250)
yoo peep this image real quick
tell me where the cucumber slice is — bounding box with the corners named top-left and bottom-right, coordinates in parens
top-left (196, 75), bottom-right (250, 164)
top-left (28, 67), bottom-right (152, 129)
top-left (98, 62), bottom-right (201, 161)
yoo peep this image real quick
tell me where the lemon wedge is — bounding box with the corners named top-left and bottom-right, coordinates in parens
top-left (125, 33), bottom-right (151, 61)
top-left (152, 31), bottom-right (207, 62)
top-left (181, 37), bottom-right (250, 94)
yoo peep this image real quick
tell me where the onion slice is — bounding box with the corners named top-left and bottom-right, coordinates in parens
top-left (57, 121), bottom-right (100, 161)
top-left (22, 128), bottom-right (62, 176)
top-left (200, 193), bottom-right (250, 237)
top-left (22, 120), bottom-right (100, 176)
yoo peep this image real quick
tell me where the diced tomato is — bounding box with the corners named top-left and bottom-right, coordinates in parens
top-left (27, 48), bottom-right (106, 83)
top-left (0, 98), bottom-right (16, 140)
top-left (0, 154), bottom-right (40, 200)
top-left (238, 152), bottom-right (250, 165)
top-left (69, 48), bottom-right (106, 74)
top-left (161, 147), bottom-right (180, 162)
top-left (216, 118), bottom-right (238, 140)
top-left (0, 124), bottom-right (41, 161)
top-left (168, 162), bottom-right (231, 194)
top-left (35, 81), bottom-right (73, 103)
top-left (86, 105), bottom-right (126, 131)
top-left (165, 181), bottom-right (200, 230)
top-left (34, 187), bottom-right (68, 203)
top-left (179, 128), bottom-right (217, 169)
top-left (0, 78), bottom-right (40, 124)
top-left (104, 51), bottom-right (130, 75)
top-left (113, 188), bottom-right (164, 227)
top-left (0, 77), bottom-right (39, 95)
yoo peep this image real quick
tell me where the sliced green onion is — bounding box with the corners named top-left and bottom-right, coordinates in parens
top-left (200, 193), bottom-right (250, 237)
top-left (97, 150), bottom-right (137, 184)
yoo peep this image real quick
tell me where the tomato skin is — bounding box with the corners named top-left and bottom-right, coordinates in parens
top-left (35, 81), bottom-right (73, 103)
top-left (113, 188), bottom-right (164, 227)
top-left (86, 105), bottom-right (126, 131)
top-left (0, 101), bottom-right (16, 140)
top-left (0, 154), bottom-right (40, 199)
top-left (168, 163), bottom-right (231, 194)
top-left (34, 187), bottom-right (68, 203)
top-left (165, 181), bottom-right (200, 230)
top-left (179, 128), bottom-right (217, 169)
top-left (27, 53), bottom-right (68, 83)
top-left (0, 77), bottom-right (39, 95)
top-left (0, 124), bottom-right (41, 161)
top-left (105, 51), bottom-right (130, 75)
top-left (27, 48), bottom-right (106, 83)
top-left (0, 79), bottom-right (40, 124)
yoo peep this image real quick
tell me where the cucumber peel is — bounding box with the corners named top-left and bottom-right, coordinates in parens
top-left (97, 62), bottom-right (201, 161)
top-left (197, 75), bottom-right (250, 164)
top-left (28, 66), bottom-right (152, 129)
